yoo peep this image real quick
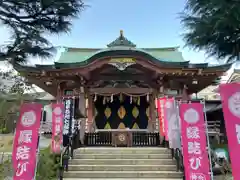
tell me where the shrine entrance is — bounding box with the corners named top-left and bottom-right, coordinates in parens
top-left (94, 95), bottom-right (149, 130)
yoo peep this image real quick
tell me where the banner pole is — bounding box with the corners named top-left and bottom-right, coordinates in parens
top-left (202, 100), bottom-right (214, 180)
top-left (34, 106), bottom-right (45, 179)
top-left (175, 100), bottom-right (182, 149)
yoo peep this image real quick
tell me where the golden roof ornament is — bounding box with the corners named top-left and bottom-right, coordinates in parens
top-left (120, 30), bottom-right (123, 37)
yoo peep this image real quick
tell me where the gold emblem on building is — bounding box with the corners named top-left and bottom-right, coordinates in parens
top-left (132, 106), bottom-right (139, 118)
top-left (118, 106), bottom-right (126, 119)
top-left (118, 122), bottom-right (126, 129)
top-left (108, 58), bottom-right (136, 71)
top-left (118, 134), bottom-right (126, 142)
top-left (104, 107), bottom-right (111, 119)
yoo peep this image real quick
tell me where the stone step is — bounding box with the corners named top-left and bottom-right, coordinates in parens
top-left (74, 153), bottom-right (172, 159)
top-left (63, 171), bottom-right (182, 178)
top-left (69, 159), bottom-right (176, 165)
top-left (68, 164), bottom-right (177, 171)
top-left (75, 147), bottom-right (171, 154)
top-left (64, 178), bottom-right (182, 180)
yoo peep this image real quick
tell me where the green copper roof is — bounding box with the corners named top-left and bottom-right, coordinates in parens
top-left (57, 47), bottom-right (185, 64)
top-left (57, 31), bottom-right (185, 64)
top-left (11, 31), bottom-right (233, 72)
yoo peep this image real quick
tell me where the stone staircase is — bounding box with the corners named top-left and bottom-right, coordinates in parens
top-left (64, 147), bottom-right (182, 180)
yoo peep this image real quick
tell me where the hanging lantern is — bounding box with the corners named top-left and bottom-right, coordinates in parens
top-left (94, 93), bottom-right (97, 102)
top-left (130, 96), bottom-right (132, 104)
top-left (146, 93), bottom-right (149, 102)
top-left (137, 97), bottom-right (140, 105)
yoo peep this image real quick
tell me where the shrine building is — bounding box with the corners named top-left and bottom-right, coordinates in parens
top-left (14, 30), bottom-right (231, 146)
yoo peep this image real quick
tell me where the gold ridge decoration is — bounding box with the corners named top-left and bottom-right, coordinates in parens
top-left (118, 106), bottom-right (126, 119)
top-left (118, 122), bottom-right (126, 129)
top-left (132, 106), bottom-right (139, 118)
top-left (104, 107), bottom-right (111, 119)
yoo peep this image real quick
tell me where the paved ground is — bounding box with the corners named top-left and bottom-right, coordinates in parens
top-left (214, 175), bottom-right (233, 180)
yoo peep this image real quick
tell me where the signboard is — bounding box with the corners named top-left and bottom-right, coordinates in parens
top-left (63, 98), bottom-right (74, 147)
top-left (165, 98), bottom-right (181, 149)
top-left (51, 103), bottom-right (64, 153)
top-left (219, 83), bottom-right (240, 179)
top-left (12, 103), bottom-right (42, 180)
top-left (179, 103), bottom-right (211, 180)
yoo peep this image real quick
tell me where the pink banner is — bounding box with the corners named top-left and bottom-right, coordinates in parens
top-left (219, 83), bottom-right (240, 179)
top-left (51, 103), bottom-right (64, 153)
top-left (179, 103), bottom-right (211, 180)
top-left (157, 97), bottom-right (166, 137)
top-left (12, 103), bottom-right (42, 180)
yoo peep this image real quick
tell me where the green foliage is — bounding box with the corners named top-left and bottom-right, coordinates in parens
top-left (181, 0), bottom-right (240, 62)
top-left (0, 68), bottom-right (32, 94)
top-left (0, 127), bottom-right (10, 134)
top-left (0, 147), bottom-right (61, 179)
top-left (0, 0), bottom-right (86, 63)
top-left (0, 159), bottom-right (12, 180)
top-left (36, 147), bottom-right (61, 180)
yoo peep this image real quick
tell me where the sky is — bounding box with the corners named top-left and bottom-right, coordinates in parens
top-left (0, 0), bottom-right (221, 66)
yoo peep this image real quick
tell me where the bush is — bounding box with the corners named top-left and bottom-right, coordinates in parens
top-left (36, 147), bottom-right (61, 180)
top-left (0, 147), bottom-right (61, 180)
top-left (0, 127), bottom-right (10, 134)
top-left (0, 159), bottom-right (12, 180)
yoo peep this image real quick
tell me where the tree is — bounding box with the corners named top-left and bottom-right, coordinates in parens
top-left (0, 68), bottom-right (31, 94)
top-left (181, 0), bottom-right (240, 62)
top-left (0, 67), bottom-right (34, 133)
top-left (0, 0), bottom-right (85, 64)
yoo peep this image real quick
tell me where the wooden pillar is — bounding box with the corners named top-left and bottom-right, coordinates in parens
top-left (56, 81), bottom-right (63, 102)
top-left (148, 94), bottom-right (156, 132)
top-left (181, 85), bottom-right (191, 100)
top-left (86, 92), bottom-right (94, 132)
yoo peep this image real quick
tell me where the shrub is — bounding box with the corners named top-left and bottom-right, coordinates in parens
top-left (36, 147), bottom-right (61, 180)
top-left (0, 147), bottom-right (61, 180)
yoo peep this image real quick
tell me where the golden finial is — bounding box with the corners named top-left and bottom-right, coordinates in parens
top-left (120, 30), bottom-right (123, 37)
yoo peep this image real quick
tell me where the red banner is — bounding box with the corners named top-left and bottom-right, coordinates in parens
top-left (157, 97), bottom-right (166, 137)
top-left (12, 103), bottom-right (42, 180)
top-left (219, 83), bottom-right (240, 179)
top-left (51, 103), bottom-right (64, 153)
top-left (179, 103), bottom-right (211, 180)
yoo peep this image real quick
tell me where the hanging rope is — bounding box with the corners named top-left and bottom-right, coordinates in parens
top-left (93, 92), bottom-right (150, 97)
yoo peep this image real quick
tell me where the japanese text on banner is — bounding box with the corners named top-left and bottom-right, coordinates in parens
top-left (179, 103), bottom-right (211, 180)
top-left (52, 103), bottom-right (64, 153)
top-left (12, 103), bottom-right (42, 180)
top-left (219, 83), bottom-right (240, 180)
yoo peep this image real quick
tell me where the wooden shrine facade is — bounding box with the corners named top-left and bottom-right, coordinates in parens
top-left (14, 31), bottom-right (231, 136)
